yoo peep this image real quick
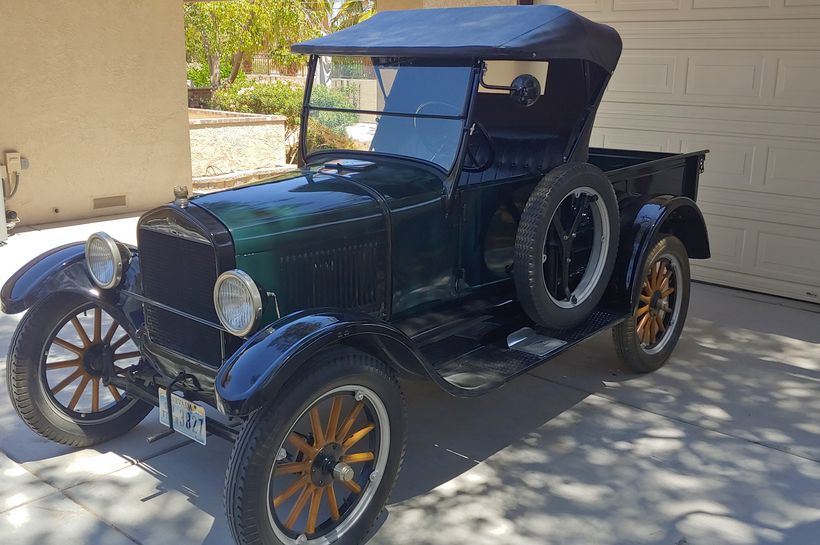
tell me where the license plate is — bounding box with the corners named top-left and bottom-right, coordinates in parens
top-left (158, 388), bottom-right (207, 445)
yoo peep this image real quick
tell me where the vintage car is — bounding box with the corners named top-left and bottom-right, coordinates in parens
top-left (2, 6), bottom-right (709, 545)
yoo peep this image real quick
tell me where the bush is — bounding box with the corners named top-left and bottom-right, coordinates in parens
top-left (309, 85), bottom-right (358, 135)
top-left (187, 61), bottom-right (246, 88)
top-left (211, 79), bottom-right (303, 134)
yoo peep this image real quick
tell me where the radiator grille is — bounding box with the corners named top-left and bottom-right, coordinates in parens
top-left (279, 241), bottom-right (382, 313)
top-left (139, 228), bottom-right (223, 365)
top-left (143, 306), bottom-right (222, 363)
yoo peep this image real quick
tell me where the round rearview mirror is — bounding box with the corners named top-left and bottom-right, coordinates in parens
top-left (509, 74), bottom-right (541, 107)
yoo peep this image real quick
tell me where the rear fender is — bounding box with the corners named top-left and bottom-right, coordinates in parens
top-left (1, 242), bottom-right (144, 332)
top-left (610, 196), bottom-right (710, 309)
top-left (215, 310), bottom-right (430, 417)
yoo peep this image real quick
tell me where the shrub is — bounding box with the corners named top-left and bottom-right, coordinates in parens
top-left (212, 79), bottom-right (303, 133)
top-left (309, 84), bottom-right (358, 135)
top-left (187, 61), bottom-right (246, 88)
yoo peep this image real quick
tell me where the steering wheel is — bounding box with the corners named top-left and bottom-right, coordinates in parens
top-left (462, 121), bottom-right (494, 172)
top-left (414, 101), bottom-right (460, 163)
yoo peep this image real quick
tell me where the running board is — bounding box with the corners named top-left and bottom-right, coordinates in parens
top-left (428, 309), bottom-right (626, 393)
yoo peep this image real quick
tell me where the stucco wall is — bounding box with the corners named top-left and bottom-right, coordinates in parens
top-left (0, 0), bottom-right (191, 226)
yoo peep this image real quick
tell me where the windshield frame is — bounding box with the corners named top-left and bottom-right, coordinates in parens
top-left (299, 55), bottom-right (478, 176)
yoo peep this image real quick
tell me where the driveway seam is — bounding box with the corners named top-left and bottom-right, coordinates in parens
top-left (60, 488), bottom-right (144, 545)
top-left (525, 372), bottom-right (820, 466)
top-left (0, 446), bottom-right (144, 544)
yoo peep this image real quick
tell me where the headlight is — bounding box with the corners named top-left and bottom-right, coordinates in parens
top-left (85, 232), bottom-right (124, 289)
top-left (213, 270), bottom-right (262, 337)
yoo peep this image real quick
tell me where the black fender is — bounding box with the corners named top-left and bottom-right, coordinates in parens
top-left (1, 242), bottom-right (145, 334)
top-left (609, 195), bottom-right (710, 309)
top-left (215, 309), bottom-right (433, 417)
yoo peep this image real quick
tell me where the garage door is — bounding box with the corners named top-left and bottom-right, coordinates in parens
top-left (538, 0), bottom-right (820, 303)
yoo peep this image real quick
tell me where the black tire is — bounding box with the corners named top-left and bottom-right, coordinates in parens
top-left (613, 235), bottom-right (691, 372)
top-left (6, 293), bottom-right (152, 447)
top-left (225, 349), bottom-right (406, 545)
top-left (514, 162), bottom-right (620, 328)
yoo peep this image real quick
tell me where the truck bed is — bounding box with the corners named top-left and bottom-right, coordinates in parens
top-left (589, 148), bottom-right (707, 201)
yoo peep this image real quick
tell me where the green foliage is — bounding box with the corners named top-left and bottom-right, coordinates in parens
top-left (308, 85), bottom-right (358, 135)
top-left (212, 80), bottom-right (303, 134)
top-left (185, 0), bottom-right (312, 87)
top-left (186, 62), bottom-right (237, 88)
top-left (184, 0), bottom-right (377, 83)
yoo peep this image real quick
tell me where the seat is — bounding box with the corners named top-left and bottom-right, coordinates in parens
top-left (460, 131), bottom-right (566, 185)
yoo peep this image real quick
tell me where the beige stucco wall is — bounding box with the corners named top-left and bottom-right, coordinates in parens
top-left (0, 0), bottom-right (191, 226)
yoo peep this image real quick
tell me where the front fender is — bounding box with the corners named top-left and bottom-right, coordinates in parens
top-left (1, 243), bottom-right (102, 314)
top-left (610, 195), bottom-right (710, 309)
top-left (1, 242), bottom-right (144, 331)
top-left (215, 310), bottom-right (430, 416)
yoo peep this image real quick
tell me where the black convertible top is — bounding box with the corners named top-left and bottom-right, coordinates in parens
top-left (292, 5), bottom-right (622, 73)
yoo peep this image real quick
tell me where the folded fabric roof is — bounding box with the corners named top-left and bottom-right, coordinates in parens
top-left (291, 5), bottom-right (622, 73)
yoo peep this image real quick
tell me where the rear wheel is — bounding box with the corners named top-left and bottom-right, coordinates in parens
top-left (225, 350), bottom-right (406, 545)
top-left (6, 293), bottom-right (152, 447)
top-left (612, 235), bottom-right (690, 372)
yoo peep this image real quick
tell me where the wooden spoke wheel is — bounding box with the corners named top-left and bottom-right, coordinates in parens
top-left (42, 304), bottom-right (140, 418)
top-left (268, 385), bottom-right (389, 542)
top-left (225, 350), bottom-right (405, 545)
top-left (7, 293), bottom-right (151, 447)
top-left (612, 235), bottom-right (690, 373)
top-left (635, 256), bottom-right (680, 353)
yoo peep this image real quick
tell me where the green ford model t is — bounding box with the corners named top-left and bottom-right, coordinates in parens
top-left (2, 6), bottom-right (709, 545)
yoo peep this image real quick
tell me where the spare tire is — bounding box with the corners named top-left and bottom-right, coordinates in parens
top-left (514, 162), bottom-right (620, 329)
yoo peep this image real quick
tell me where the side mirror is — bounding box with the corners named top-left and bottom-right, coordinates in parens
top-left (509, 74), bottom-right (541, 107)
top-left (479, 71), bottom-right (541, 107)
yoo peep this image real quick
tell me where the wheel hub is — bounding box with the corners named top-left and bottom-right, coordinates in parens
top-left (81, 343), bottom-right (113, 377)
top-left (310, 442), bottom-right (345, 487)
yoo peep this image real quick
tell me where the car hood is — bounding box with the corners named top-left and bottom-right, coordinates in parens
top-left (191, 159), bottom-right (443, 255)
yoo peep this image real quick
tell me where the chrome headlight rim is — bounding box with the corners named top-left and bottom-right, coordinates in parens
top-left (85, 232), bottom-right (124, 290)
top-left (213, 269), bottom-right (263, 337)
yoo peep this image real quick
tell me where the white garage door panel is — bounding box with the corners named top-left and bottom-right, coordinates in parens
top-left (540, 0), bottom-right (820, 302)
top-left (608, 50), bottom-right (820, 109)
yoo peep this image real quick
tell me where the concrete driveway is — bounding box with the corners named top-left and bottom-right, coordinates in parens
top-left (1, 216), bottom-right (818, 545)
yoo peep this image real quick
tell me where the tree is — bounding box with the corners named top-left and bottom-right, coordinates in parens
top-left (185, 0), bottom-right (377, 88)
top-left (185, 0), bottom-right (311, 88)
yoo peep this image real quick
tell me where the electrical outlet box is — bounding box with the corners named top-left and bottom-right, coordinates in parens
top-left (5, 152), bottom-right (22, 176)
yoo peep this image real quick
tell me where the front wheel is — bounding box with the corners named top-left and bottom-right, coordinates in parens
top-left (6, 293), bottom-right (152, 447)
top-left (225, 349), bottom-right (406, 545)
top-left (612, 235), bottom-right (691, 372)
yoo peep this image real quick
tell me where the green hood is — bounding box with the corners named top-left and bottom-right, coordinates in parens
top-left (191, 160), bottom-right (443, 256)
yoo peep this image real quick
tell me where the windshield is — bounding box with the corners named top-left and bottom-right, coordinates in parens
top-left (304, 56), bottom-right (473, 171)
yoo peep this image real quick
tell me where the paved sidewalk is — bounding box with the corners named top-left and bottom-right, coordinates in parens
top-left (1, 217), bottom-right (818, 545)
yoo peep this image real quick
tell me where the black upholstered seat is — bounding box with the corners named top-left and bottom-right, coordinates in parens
top-left (460, 131), bottom-right (566, 185)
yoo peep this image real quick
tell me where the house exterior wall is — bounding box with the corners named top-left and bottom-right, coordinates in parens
top-left (0, 0), bottom-right (191, 226)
